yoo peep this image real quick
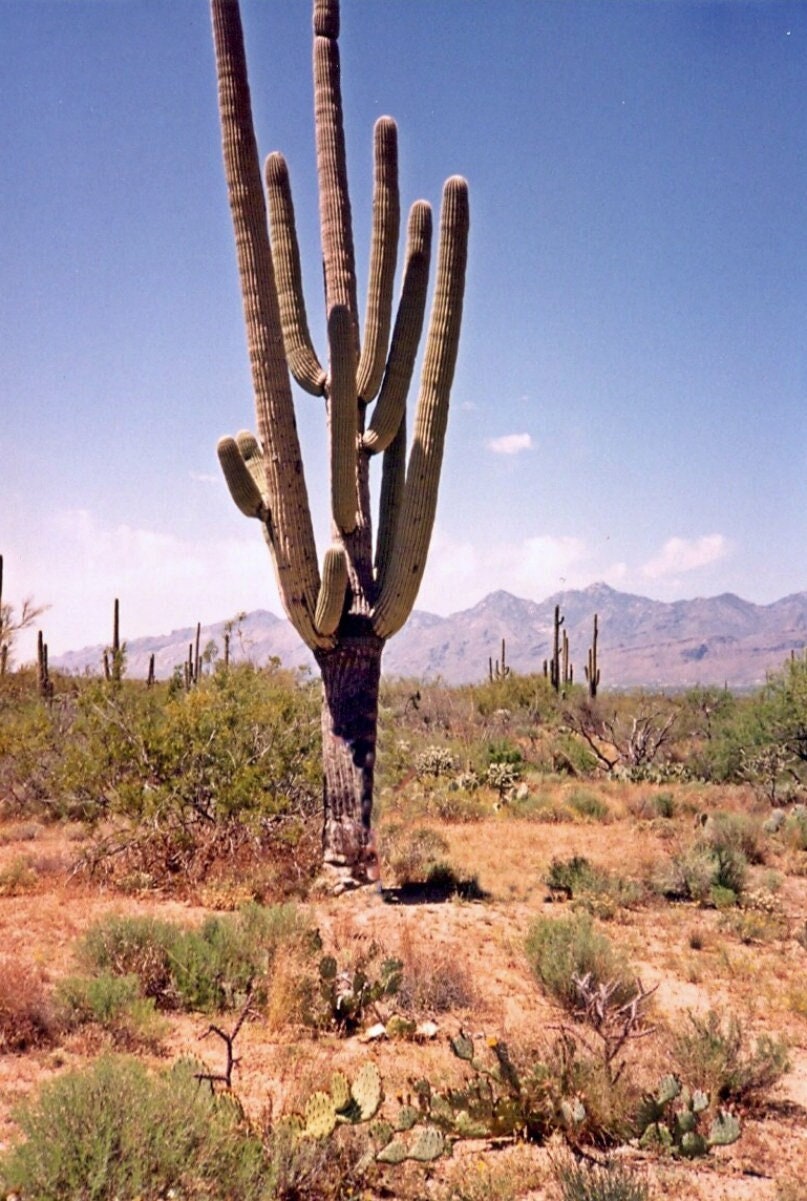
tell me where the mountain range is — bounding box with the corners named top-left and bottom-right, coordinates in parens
top-left (52, 583), bottom-right (807, 691)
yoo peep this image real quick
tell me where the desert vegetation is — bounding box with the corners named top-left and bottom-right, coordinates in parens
top-left (0, 646), bottom-right (806, 1199)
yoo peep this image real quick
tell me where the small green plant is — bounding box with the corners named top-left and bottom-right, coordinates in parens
top-left (415, 746), bottom-right (457, 779)
top-left (317, 945), bottom-right (403, 1034)
top-left (526, 912), bottom-right (635, 1012)
top-left (79, 903), bottom-right (313, 1013)
top-left (54, 973), bottom-right (166, 1049)
top-left (672, 1010), bottom-right (790, 1107)
top-left (382, 824), bottom-right (450, 886)
top-left (544, 856), bottom-right (646, 918)
top-left (0, 1055), bottom-right (269, 1200)
top-left (566, 790), bottom-right (610, 822)
top-left (636, 1073), bottom-right (740, 1158)
top-left (553, 1155), bottom-right (652, 1201)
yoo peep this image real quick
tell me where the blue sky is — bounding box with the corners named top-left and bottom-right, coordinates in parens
top-left (2, 0), bottom-right (805, 662)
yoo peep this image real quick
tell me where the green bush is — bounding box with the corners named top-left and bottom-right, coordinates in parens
top-left (544, 857), bottom-right (646, 919)
top-left (525, 912), bottom-right (635, 1012)
top-left (0, 1055), bottom-right (269, 1201)
top-left (55, 666), bottom-right (319, 826)
top-left (54, 973), bottom-right (165, 1048)
top-left (79, 903), bottom-right (313, 1013)
top-left (566, 790), bottom-right (611, 822)
top-left (554, 1155), bottom-right (652, 1201)
top-left (672, 1011), bottom-right (790, 1107)
top-left (381, 824), bottom-right (450, 885)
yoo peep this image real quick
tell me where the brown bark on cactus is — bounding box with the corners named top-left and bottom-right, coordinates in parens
top-left (316, 631), bottom-right (383, 891)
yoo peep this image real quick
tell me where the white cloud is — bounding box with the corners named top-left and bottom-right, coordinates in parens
top-left (641, 534), bottom-right (730, 581)
top-left (415, 529), bottom-right (589, 615)
top-left (487, 432), bottom-right (533, 455)
top-left (7, 508), bottom-right (278, 662)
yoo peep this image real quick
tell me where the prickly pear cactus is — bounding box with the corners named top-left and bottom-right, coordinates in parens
top-left (352, 1061), bottom-right (383, 1121)
top-left (303, 1090), bottom-right (337, 1139)
top-left (637, 1076), bottom-right (741, 1158)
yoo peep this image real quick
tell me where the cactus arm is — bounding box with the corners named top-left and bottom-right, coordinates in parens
top-left (315, 546), bottom-right (348, 636)
top-left (373, 411), bottom-right (406, 590)
top-left (328, 305), bottom-right (359, 535)
top-left (372, 176), bottom-right (469, 639)
top-left (356, 117), bottom-right (400, 404)
top-left (362, 200), bottom-right (432, 456)
top-left (211, 0), bottom-right (326, 650)
top-left (265, 153), bottom-right (327, 396)
top-left (217, 435), bottom-right (269, 520)
top-left (313, 0), bottom-right (359, 343)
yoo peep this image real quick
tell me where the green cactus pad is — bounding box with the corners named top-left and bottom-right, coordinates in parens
top-left (407, 1127), bottom-right (446, 1163)
top-left (376, 1139), bottom-right (409, 1165)
top-left (304, 1091), bottom-right (337, 1139)
top-left (680, 1130), bottom-right (709, 1158)
top-left (351, 1061), bottom-right (382, 1120)
top-left (369, 1120), bottom-right (394, 1146)
top-left (330, 1071), bottom-right (351, 1113)
top-left (395, 1105), bottom-right (419, 1132)
top-left (450, 1032), bottom-right (475, 1062)
top-left (708, 1111), bottom-right (741, 1147)
top-left (691, 1089), bottom-right (709, 1114)
top-left (657, 1074), bottom-right (682, 1105)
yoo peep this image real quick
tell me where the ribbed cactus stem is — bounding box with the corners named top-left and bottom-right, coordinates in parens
top-left (265, 153), bottom-right (326, 395)
top-left (217, 436), bottom-right (268, 519)
top-left (211, 0), bottom-right (324, 651)
top-left (373, 415), bottom-right (406, 591)
top-left (316, 546), bottom-right (349, 635)
top-left (356, 117), bottom-right (400, 403)
top-left (372, 177), bottom-right (469, 639)
top-left (328, 305), bottom-right (359, 534)
top-left (314, 12), bottom-right (359, 340)
top-left (362, 201), bottom-right (432, 456)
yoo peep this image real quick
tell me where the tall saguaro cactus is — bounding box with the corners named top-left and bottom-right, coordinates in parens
top-left (211, 0), bottom-right (469, 891)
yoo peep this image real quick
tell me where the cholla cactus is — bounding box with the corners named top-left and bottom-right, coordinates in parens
top-left (211, 0), bottom-right (469, 891)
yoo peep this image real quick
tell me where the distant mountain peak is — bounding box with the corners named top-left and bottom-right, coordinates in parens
top-left (51, 583), bottom-right (807, 691)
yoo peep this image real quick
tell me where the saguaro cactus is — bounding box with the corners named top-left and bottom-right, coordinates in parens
top-left (211, 0), bottom-right (469, 891)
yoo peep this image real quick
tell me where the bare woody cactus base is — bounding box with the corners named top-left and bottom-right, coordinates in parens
top-left (211, 0), bottom-right (469, 891)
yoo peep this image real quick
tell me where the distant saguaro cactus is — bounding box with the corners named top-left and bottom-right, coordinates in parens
top-left (211, 0), bottom-right (469, 890)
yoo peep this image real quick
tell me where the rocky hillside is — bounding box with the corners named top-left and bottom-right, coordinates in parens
top-left (52, 583), bottom-right (807, 690)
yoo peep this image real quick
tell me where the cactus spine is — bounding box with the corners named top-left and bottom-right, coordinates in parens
top-left (211, 0), bottom-right (468, 890)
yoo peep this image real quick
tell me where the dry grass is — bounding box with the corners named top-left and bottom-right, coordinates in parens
top-left (0, 777), bottom-right (806, 1198)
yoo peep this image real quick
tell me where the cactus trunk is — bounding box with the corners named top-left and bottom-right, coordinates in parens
top-left (316, 631), bottom-right (383, 891)
top-left (211, 0), bottom-right (467, 889)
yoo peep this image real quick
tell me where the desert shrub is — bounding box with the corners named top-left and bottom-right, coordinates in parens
top-left (395, 926), bottom-right (476, 1015)
top-left (381, 824), bottom-right (450, 885)
top-left (783, 805), bottom-right (807, 851)
top-left (545, 857), bottom-right (646, 919)
top-left (526, 912), bottom-right (635, 1012)
top-left (0, 1055), bottom-right (269, 1200)
top-left (0, 854), bottom-right (39, 895)
top-left (566, 790), bottom-right (611, 822)
top-left (653, 837), bottom-right (748, 906)
top-left (54, 665), bottom-right (319, 825)
top-left (628, 791), bottom-right (676, 821)
top-left (553, 1155), bottom-right (651, 1201)
top-left (54, 973), bottom-right (166, 1049)
top-left (706, 811), bottom-right (766, 865)
top-left (673, 1010), bottom-right (790, 1106)
top-left (79, 903), bottom-right (313, 1013)
top-left (0, 960), bottom-right (55, 1051)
